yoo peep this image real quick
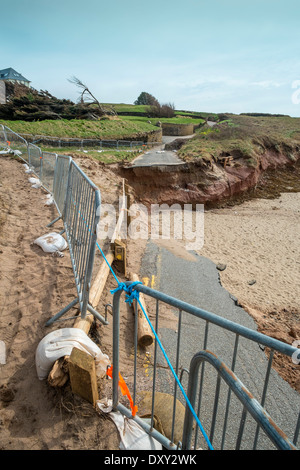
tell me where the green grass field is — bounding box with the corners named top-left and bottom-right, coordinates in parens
top-left (0, 112), bottom-right (205, 139)
top-left (0, 117), bottom-right (158, 139)
top-left (118, 115), bottom-right (205, 126)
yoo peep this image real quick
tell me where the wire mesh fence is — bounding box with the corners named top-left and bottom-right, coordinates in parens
top-left (40, 151), bottom-right (57, 193)
top-left (52, 154), bottom-right (71, 218)
top-left (63, 160), bottom-right (101, 317)
top-left (0, 124), bottom-right (7, 148)
top-left (28, 142), bottom-right (42, 177)
top-left (4, 127), bottom-right (28, 160)
top-left (1, 124), bottom-right (105, 326)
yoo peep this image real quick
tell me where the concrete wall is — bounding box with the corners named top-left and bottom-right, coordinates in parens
top-left (162, 123), bottom-right (195, 136)
top-left (0, 81), bottom-right (5, 104)
top-left (146, 128), bottom-right (162, 142)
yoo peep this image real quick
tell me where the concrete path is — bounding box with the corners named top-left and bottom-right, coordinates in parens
top-left (130, 134), bottom-right (194, 167)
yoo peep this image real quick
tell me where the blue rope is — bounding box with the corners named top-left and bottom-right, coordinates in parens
top-left (135, 294), bottom-right (214, 450)
top-left (69, 197), bottom-right (214, 449)
top-left (98, 247), bottom-right (214, 450)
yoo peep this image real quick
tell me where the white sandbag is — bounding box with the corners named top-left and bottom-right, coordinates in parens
top-left (28, 177), bottom-right (39, 184)
top-left (0, 340), bottom-right (6, 365)
top-left (28, 176), bottom-right (42, 188)
top-left (11, 149), bottom-right (22, 156)
top-left (35, 327), bottom-right (110, 380)
top-left (34, 232), bottom-right (67, 255)
top-left (97, 400), bottom-right (162, 450)
top-left (23, 163), bottom-right (29, 170)
top-left (43, 194), bottom-right (54, 206)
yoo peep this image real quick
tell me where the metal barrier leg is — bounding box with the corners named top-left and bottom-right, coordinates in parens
top-left (87, 303), bottom-right (108, 325)
top-left (45, 298), bottom-right (79, 326)
top-left (47, 215), bottom-right (62, 227)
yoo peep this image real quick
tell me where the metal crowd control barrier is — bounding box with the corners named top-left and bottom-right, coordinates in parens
top-left (45, 158), bottom-right (107, 326)
top-left (47, 154), bottom-right (71, 224)
top-left (0, 124), bottom-right (7, 148)
top-left (1, 125), bottom-right (106, 327)
top-left (111, 283), bottom-right (299, 451)
top-left (46, 157), bottom-right (106, 326)
top-left (3, 126), bottom-right (29, 161)
top-left (28, 142), bottom-right (42, 176)
top-left (39, 151), bottom-right (57, 193)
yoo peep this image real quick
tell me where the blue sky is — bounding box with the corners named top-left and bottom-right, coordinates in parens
top-left (1, 0), bottom-right (300, 116)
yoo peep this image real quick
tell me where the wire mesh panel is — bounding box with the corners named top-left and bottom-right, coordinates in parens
top-left (0, 125), bottom-right (7, 148)
top-left (40, 151), bottom-right (57, 193)
top-left (63, 160), bottom-right (101, 318)
top-left (28, 143), bottom-right (42, 177)
top-left (4, 127), bottom-right (28, 162)
top-left (52, 155), bottom-right (71, 217)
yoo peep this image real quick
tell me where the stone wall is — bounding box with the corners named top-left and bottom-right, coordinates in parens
top-left (161, 123), bottom-right (195, 136)
top-left (146, 128), bottom-right (162, 142)
top-left (0, 81), bottom-right (5, 104)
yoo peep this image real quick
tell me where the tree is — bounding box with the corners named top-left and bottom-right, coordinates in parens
top-left (68, 76), bottom-right (116, 117)
top-left (148, 102), bottom-right (175, 118)
top-left (134, 91), bottom-right (159, 106)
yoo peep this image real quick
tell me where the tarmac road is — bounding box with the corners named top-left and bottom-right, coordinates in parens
top-left (130, 135), bottom-right (194, 167)
top-left (139, 240), bottom-right (299, 450)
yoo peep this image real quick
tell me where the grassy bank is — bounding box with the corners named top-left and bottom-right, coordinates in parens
top-left (177, 114), bottom-right (300, 165)
top-left (0, 117), bottom-right (158, 139)
top-left (0, 112), bottom-right (204, 142)
top-left (119, 115), bottom-right (205, 126)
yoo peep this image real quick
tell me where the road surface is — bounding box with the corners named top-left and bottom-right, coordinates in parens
top-left (139, 240), bottom-right (299, 450)
top-left (130, 135), bottom-right (194, 167)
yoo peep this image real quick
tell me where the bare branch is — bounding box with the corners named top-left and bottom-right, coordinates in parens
top-left (68, 76), bottom-right (105, 115)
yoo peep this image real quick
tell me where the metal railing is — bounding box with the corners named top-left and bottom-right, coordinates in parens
top-left (0, 125), bottom-right (106, 326)
top-left (17, 134), bottom-right (161, 150)
top-left (2, 126), bottom-right (28, 159)
top-left (111, 283), bottom-right (299, 450)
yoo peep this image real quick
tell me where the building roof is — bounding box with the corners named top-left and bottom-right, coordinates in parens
top-left (0, 67), bottom-right (30, 83)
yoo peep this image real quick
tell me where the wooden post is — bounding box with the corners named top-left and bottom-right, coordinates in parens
top-left (112, 240), bottom-right (126, 276)
top-left (125, 182), bottom-right (131, 229)
top-left (129, 272), bottom-right (154, 348)
top-left (69, 347), bottom-right (99, 406)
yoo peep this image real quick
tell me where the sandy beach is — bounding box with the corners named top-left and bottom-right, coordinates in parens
top-left (198, 192), bottom-right (300, 393)
top-left (200, 193), bottom-right (300, 315)
top-left (0, 153), bottom-right (299, 449)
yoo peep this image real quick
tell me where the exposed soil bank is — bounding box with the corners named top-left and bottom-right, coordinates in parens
top-left (120, 146), bottom-right (300, 208)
